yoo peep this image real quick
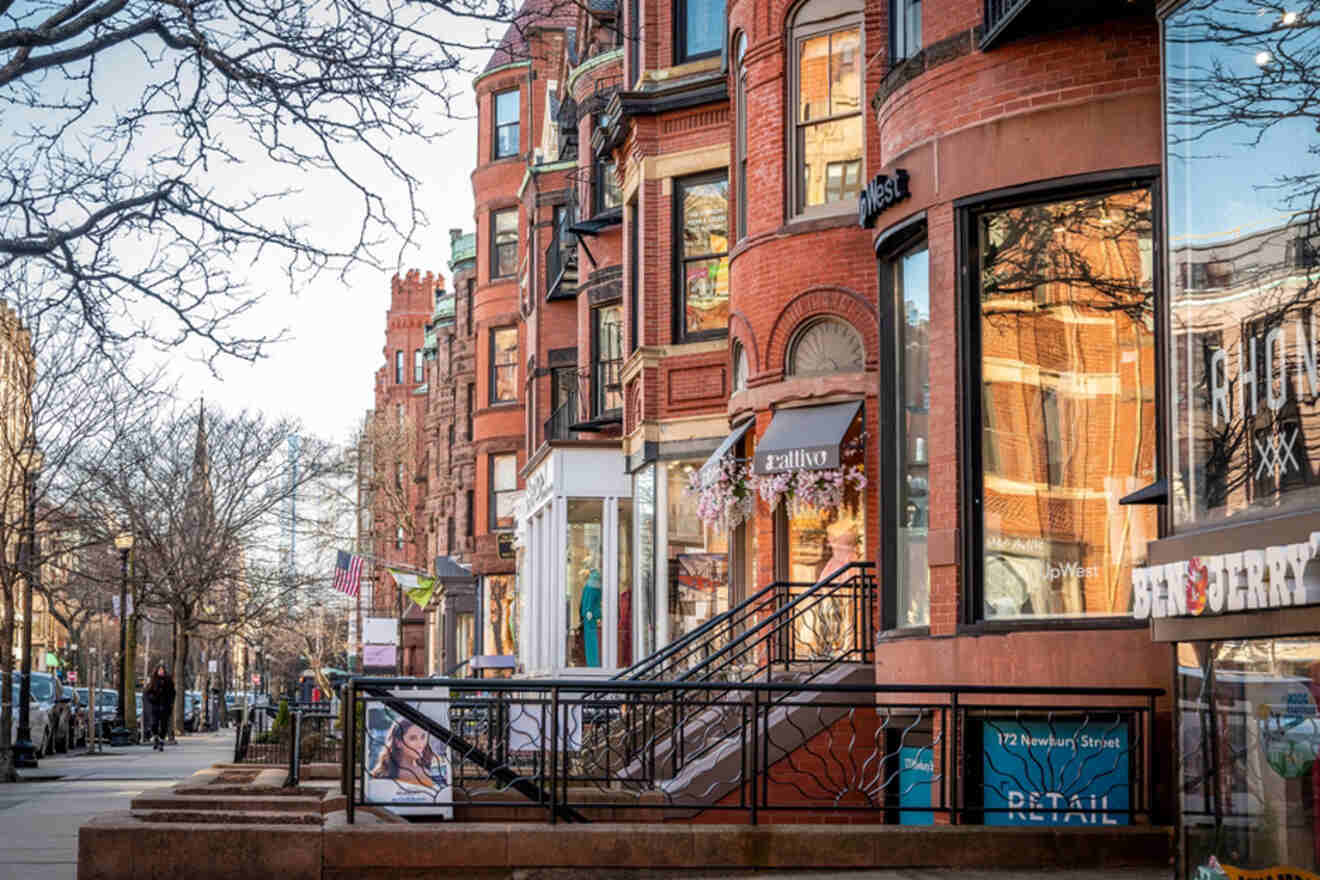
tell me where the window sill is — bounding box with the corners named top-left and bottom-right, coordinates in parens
top-left (876, 625), bottom-right (931, 643)
top-left (957, 617), bottom-right (1149, 636)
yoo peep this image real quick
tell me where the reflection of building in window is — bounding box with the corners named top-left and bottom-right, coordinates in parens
top-left (977, 187), bottom-right (1157, 620)
top-left (491, 209), bottom-right (518, 278)
top-left (493, 89), bottom-right (519, 159)
top-left (676, 173), bottom-right (729, 339)
top-left (793, 8), bottom-right (861, 214)
top-left (490, 327), bottom-right (518, 403)
top-left (666, 460), bottom-right (728, 645)
top-left (489, 453), bottom-right (517, 529)
top-left (593, 304), bottom-right (623, 415)
top-left (483, 574), bottom-right (517, 658)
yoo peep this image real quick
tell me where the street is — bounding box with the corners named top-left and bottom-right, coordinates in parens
top-left (0, 730), bottom-right (235, 880)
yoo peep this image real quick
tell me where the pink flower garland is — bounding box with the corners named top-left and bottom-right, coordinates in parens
top-left (688, 459), bottom-right (867, 526)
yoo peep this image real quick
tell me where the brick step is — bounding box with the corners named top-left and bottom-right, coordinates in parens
top-left (128, 809), bottom-right (322, 825)
top-left (130, 794), bottom-right (326, 813)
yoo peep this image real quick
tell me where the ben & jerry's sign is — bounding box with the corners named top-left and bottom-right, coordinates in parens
top-left (1131, 531), bottom-right (1320, 619)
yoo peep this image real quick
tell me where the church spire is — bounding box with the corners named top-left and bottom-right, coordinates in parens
top-left (184, 399), bottom-right (214, 537)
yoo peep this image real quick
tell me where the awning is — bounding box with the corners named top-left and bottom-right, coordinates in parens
top-left (433, 555), bottom-right (474, 581)
top-left (698, 420), bottom-right (753, 485)
top-left (752, 401), bottom-right (862, 475)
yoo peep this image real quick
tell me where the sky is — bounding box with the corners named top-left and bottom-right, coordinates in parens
top-left (159, 26), bottom-right (497, 446)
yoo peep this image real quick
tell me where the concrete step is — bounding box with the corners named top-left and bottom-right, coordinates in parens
top-left (130, 794), bottom-right (326, 813)
top-left (129, 808), bottom-right (322, 825)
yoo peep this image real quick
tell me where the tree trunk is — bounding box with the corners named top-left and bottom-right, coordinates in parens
top-left (172, 618), bottom-right (188, 738)
top-left (1, 582), bottom-right (15, 782)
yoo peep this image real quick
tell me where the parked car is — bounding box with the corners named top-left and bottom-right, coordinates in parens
top-left (68, 688), bottom-right (89, 747)
top-left (75, 687), bottom-right (119, 739)
top-left (31, 672), bottom-right (74, 753)
top-left (183, 691), bottom-right (202, 732)
top-left (8, 671), bottom-right (52, 757)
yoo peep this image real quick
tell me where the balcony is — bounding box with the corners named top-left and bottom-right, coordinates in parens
top-left (545, 207), bottom-right (578, 302)
top-left (981, 0), bottom-right (1154, 50)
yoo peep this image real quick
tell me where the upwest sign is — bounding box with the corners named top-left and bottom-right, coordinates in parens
top-left (1132, 531), bottom-right (1320, 619)
top-left (858, 169), bottom-right (911, 229)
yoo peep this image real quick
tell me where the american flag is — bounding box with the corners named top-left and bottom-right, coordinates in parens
top-left (333, 550), bottom-right (364, 597)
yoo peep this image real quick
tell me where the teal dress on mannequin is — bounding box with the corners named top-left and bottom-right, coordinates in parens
top-left (581, 568), bottom-right (602, 667)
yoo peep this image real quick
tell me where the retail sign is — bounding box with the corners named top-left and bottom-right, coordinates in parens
top-left (525, 465), bottom-right (552, 513)
top-left (858, 168), bottom-right (911, 228)
top-left (1131, 531), bottom-right (1320, 620)
top-left (497, 533), bottom-right (516, 559)
top-left (755, 446), bottom-right (836, 473)
top-left (361, 686), bottom-right (452, 818)
top-left (982, 718), bottom-right (1130, 826)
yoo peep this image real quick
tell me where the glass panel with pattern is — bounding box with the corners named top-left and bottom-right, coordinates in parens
top-left (978, 187), bottom-right (1156, 619)
top-left (790, 318), bottom-right (864, 376)
top-left (797, 26), bottom-right (862, 211)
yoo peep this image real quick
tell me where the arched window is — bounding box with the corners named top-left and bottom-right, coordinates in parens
top-left (732, 340), bottom-right (749, 391)
top-left (789, 0), bottom-right (863, 218)
top-left (734, 31), bottom-right (749, 241)
top-left (788, 318), bottom-right (865, 376)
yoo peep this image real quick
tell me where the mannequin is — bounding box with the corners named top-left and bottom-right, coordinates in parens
top-left (580, 555), bottom-right (602, 667)
top-left (818, 519), bottom-right (860, 581)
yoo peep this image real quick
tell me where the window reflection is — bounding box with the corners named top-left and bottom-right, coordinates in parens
top-left (483, 574), bottom-right (517, 659)
top-left (895, 245), bottom-right (930, 628)
top-left (566, 499), bottom-right (604, 668)
top-left (1179, 637), bottom-right (1320, 880)
top-left (677, 175), bottom-right (729, 337)
top-left (796, 27), bottom-right (862, 212)
top-left (1167, 0), bottom-right (1320, 530)
top-left (978, 188), bottom-right (1157, 619)
top-left (666, 460), bottom-right (728, 644)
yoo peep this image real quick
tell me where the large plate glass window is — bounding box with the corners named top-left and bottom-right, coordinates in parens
top-left (491, 208), bottom-right (518, 279)
top-left (489, 453), bottom-right (518, 530)
top-left (490, 326), bottom-right (518, 404)
top-left (1178, 636), bottom-right (1320, 880)
top-left (665, 459), bottom-right (729, 647)
top-left (676, 0), bottom-right (723, 62)
top-left (493, 89), bottom-right (520, 159)
top-left (634, 465), bottom-right (657, 658)
top-left (975, 185), bottom-right (1157, 620)
top-left (1166, 0), bottom-right (1320, 531)
top-left (792, 1), bottom-right (862, 216)
top-left (675, 171), bottom-right (729, 340)
top-left (483, 574), bottom-right (517, 658)
top-left (892, 243), bottom-right (930, 628)
top-left (593, 304), bottom-right (624, 416)
top-left (565, 499), bottom-right (604, 668)
top-left (617, 499), bottom-right (634, 668)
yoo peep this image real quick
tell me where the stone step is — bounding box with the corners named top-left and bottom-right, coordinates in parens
top-left (129, 809), bottom-right (322, 825)
top-left (130, 794), bottom-right (326, 813)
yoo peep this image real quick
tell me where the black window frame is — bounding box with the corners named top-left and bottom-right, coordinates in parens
top-left (955, 167), bottom-right (1164, 633)
top-left (889, 0), bottom-right (921, 65)
top-left (672, 169), bottom-right (731, 343)
top-left (628, 201), bottom-right (639, 353)
top-left (735, 31), bottom-right (748, 241)
top-left (446, 515), bottom-right (456, 555)
top-left (592, 303), bottom-right (624, 417)
top-left (491, 208), bottom-right (518, 280)
top-left (465, 278), bottom-right (474, 334)
top-left (394, 350), bottom-right (403, 384)
top-left (489, 325), bottom-right (519, 405)
top-left (876, 214), bottom-right (928, 634)
top-left (466, 383), bottom-right (475, 439)
top-left (674, 0), bottom-right (724, 63)
top-left (628, 0), bottom-right (641, 81)
top-left (465, 490), bottom-right (474, 537)
top-left (493, 88), bottom-right (520, 160)
top-left (488, 452), bottom-right (518, 531)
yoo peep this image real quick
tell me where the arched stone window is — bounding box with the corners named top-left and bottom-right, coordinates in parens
top-left (787, 317), bottom-right (864, 376)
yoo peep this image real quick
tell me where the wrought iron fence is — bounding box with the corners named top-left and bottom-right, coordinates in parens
top-left (983, 0), bottom-right (1030, 46)
top-left (235, 702), bottom-right (341, 766)
top-left (346, 676), bottom-right (1160, 825)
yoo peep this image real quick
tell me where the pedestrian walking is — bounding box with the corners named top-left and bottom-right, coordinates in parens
top-left (144, 663), bottom-right (175, 751)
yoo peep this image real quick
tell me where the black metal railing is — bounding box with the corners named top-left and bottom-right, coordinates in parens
top-left (545, 207), bottom-right (578, 301)
top-left (346, 676), bottom-right (1161, 826)
top-left (235, 701), bottom-right (340, 766)
top-left (982, 0), bottom-right (1031, 47)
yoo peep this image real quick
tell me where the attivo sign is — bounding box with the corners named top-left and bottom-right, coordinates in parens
top-left (1132, 531), bottom-right (1320, 619)
top-left (858, 168), bottom-right (911, 228)
top-left (753, 446), bottom-right (835, 474)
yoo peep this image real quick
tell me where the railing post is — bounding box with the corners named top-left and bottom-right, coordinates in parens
top-left (949, 690), bottom-right (960, 825)
top-left (549, 687), bottom-right (560, 824)
top-left (285, 707), bottom-right (302, 789)
top-left (346, 685), bottom-right (356, 823)
top-left (749, 686), bottom-right (759, 826)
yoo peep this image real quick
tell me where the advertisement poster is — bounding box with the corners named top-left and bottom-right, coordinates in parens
top-left (982, 717), bottom-right (1129, 826)
top-left (898, 745), bottom-right (934, 825)
top-left (362, 687), bottom-right (452, 817)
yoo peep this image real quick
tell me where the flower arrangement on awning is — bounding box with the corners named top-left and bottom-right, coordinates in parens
top-left (688, 455), bottom-right (755, 531)
top-left (688, 458), bottom-right (867, 528)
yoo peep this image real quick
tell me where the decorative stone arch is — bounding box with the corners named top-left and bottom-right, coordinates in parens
top-left (766, 285), bottom-right (878, 378)
top-left (728, 310), bottom-right (762, 377)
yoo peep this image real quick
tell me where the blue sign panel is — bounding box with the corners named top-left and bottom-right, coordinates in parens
top-left (898, 745), bottom-right (934, 825)
top-left (981, 718), bottom-right (1130, 826)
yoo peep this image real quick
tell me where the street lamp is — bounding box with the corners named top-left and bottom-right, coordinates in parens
top-left (110, 532), bottom-right (133, 746)
top-left (14, 450), bottom-right (42, 769)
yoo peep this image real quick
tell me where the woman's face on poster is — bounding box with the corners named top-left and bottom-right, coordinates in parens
top-left (401, 724), bottom-right (429, 761)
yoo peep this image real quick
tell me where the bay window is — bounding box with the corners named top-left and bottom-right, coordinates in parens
top-left (792, 2), bottom-right (862, 216)
top-left (493, 89), bottom-right (520, 159)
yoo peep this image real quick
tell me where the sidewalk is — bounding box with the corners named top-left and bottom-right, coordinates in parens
top-left (0, 729), bottom-right (236, 880)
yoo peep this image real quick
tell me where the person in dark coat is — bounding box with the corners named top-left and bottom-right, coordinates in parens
top-left (144, 663), bottom-right (175, 750)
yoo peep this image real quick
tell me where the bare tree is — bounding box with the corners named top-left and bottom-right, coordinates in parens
top-left (79, 403), bottom-right (342, 735)
top-left (0, 0), bottom-right (578, 365)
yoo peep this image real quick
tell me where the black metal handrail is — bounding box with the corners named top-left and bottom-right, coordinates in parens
top-left (545, 207), bottom-right (577, 301)
top-left (345, 675), bottom-right (1163, 826)
top-left (544, 389), bottom-right (578, 442)
top-left (982, 0), bottom-right (1031, 48)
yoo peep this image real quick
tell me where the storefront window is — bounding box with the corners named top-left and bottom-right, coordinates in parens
top-left (566, 499), bottom-right (604, 667)
top-left (455, 612), bottom-right (474, 669)
top-left (977, 187), bottom-right (1157, 620)
top-left (1166, 0), bottom-right (1320, 531)
top-left (483, 574), bottom-right (517, 657)
top-left (617, 499), bottom-right (633, 668)
top-left (1180, 636), bottom-right (1320, 880)
top-left (635, 465), bottom-right (657, 658)
top-left (666, 460), bottom-right (729, 642)
top-left (895, 244), bottom-right (930, 628)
